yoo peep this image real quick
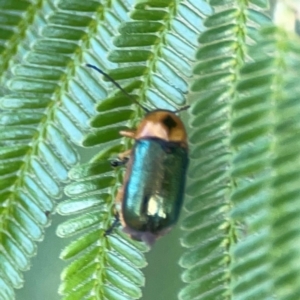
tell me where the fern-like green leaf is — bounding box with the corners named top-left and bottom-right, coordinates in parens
top-left (57, 158), bottom-right (148, 299)
top-left (230, 26), bottom-right (300, 300)
top-left (179, 1), bottom-right (271, 299)
top-left (57, 0), bottom-right (205, 299)
top-left (0, 0), bottom-right (120, 297)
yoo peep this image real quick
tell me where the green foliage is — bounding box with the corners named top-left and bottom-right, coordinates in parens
top-left (56, 0), bottom-right (206, 299)
top-left (0, 0), bottom-right (300, 299)
top-left (179, 2), bottom-right (271, 299)
top-left (57, 157), bottom-right (148, 299)
top-left (231, 27), bottom-right (300, 300)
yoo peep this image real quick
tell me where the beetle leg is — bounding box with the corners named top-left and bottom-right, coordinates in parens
top-left (110, 157), bottom-right (129, 167)
top-left (104, 187), bottom-right (124, 236)
top-left (104, 213), bottom-right (120, 236)
top-left (120, 130), bottom-right (136, 139)
top-left (110, 149), bottom-right (131, 168)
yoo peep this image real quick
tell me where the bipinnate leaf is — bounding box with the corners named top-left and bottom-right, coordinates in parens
top-left (0, 0), bottom-right (129, 297)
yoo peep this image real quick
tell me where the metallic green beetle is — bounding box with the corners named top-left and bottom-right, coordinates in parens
top-left (116, 110), bottom-right (189, 245)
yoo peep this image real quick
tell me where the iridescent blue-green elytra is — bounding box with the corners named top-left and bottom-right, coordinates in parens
top-left (122, 138), bottom-right (188, 244)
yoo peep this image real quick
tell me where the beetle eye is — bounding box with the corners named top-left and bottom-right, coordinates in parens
top-left (162, 115), bottom-right (177, 129)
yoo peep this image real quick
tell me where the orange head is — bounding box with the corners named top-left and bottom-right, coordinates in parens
top-left (135, 110), bottom-right (188, 148)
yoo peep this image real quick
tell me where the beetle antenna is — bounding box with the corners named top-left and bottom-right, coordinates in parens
top-left (173, 105), bottom-right (190, 113)
top-left (86, 64), bottom-right (149, 113)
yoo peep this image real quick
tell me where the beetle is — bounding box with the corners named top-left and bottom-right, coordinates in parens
top-left (87, 64), bottom-right (189, 246)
